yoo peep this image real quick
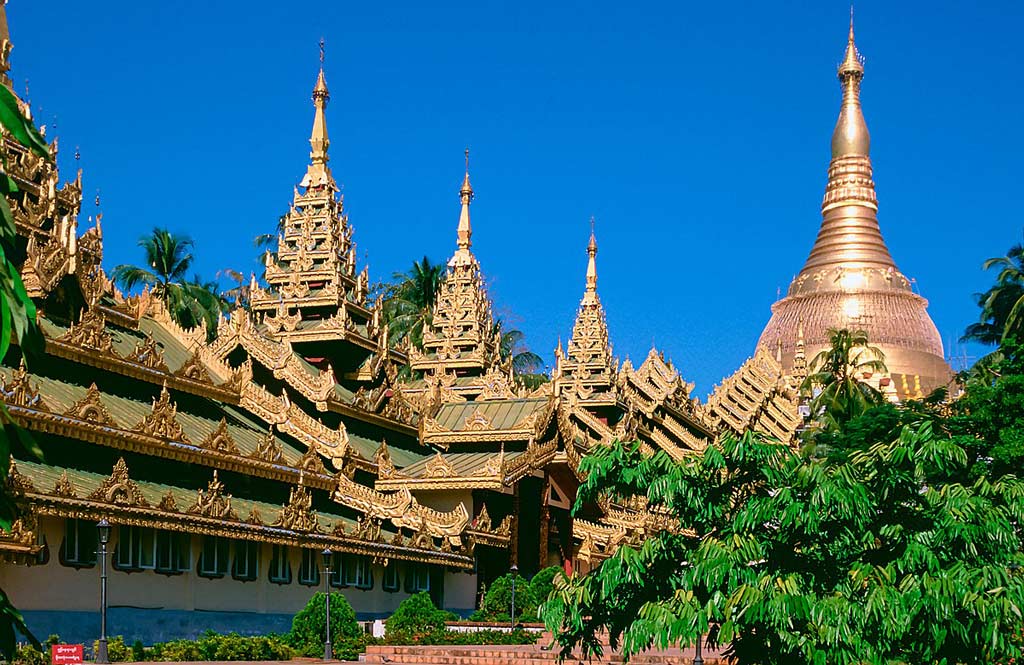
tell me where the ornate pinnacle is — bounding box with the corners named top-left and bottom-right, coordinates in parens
top-left (456, 149), bottom-right (473, 253)
top-left (583, 219), bottom-right (598, 305)
top-left (832, 8), bottom-right (869, 158)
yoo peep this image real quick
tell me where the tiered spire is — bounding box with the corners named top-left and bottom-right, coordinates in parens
top-left (756, 13), bottom-right (949, 399)
top-left (249, 55), bottom-right (376, 349)
top-left (409, 151), bottom-right (500, 385)
top-left (301, 41), bottom-right (333, 191)
top-left (555, 222), bottom-right (615, 406)
top-left (0, 1), bottom-right (11, 88)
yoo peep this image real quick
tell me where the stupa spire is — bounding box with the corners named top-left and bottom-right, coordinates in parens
top-left (300, 39), bottom-right (334, 190)
top-left (0, 1), bottom-right (13, 88)
top-left (457, 148), bottom-right (473, 253)
top-left (756, 14), bottom-right (950, 400)
top-left (583, 217), bottom-right (598, 305)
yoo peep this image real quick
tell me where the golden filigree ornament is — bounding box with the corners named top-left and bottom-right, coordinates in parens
top-left (89, 458), bottom-right (148, 507)
top-left (63, 383), bottom-right (119, 428)
top-left (133, 383), bottom-right (190, 443)
top-left (252, 426), bottom-right (283, 464)
top-left (58, 307), bottom-right (114, 355)
top-left (126, 336), bottom-right (169, 372)
top-left (424, 452), bottom-right (456, 479)
top-left (187, 470), bottom-right (238, 520)
top-left (52, 470), bottom-right (76, 498)
top-left (201, 418), bottom-right (240, 455)
top-left (1, 363), bottom-right (48, 410)
top-left (274, 482), bottom-right (319, 532)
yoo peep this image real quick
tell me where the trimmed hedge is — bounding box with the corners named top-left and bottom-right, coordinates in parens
top-left (288, 591), bottom-right (361, 657)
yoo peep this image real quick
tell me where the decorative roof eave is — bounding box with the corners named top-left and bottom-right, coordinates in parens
top-left (5, 403), bottom-right (338, 492)
top-left (20, 492), bottom-right (472, 569)
top-left (45, 336), bottom-right (241, 404)
top-left (375, 474), bottom-right (506, 492)
top-left (465, 528), bottom-right (511, 548)
top-left (333, 473), bottom-right (471, 541)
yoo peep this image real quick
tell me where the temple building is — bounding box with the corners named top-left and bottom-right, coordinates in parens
top-left (0, 5), bottom-right (921, 647)
top-left (756, 17), bottom-right (953, 398)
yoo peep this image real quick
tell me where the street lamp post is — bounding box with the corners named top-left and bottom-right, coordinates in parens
top-left (693, 632), bottom-right (703, 665)
top-left (322, 548), bottom-right (333, 661)
top-left (509, 564), bottom-right (518, 629)
top-left (96, 519), bottom-right (111, 664)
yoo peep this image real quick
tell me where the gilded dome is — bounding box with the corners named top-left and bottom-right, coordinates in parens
top-left (757, 18), bottom-right (951, 397)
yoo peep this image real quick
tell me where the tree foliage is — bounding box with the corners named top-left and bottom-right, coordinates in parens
top-left (378, 256), bottom-right (445, 349)
top-left (0, 84), bottom-right (49, 657)
top-left (110, 228), bottom-right (226, 339)
top-left (802, 328), bottom-right (887, 431)
top-left (963, 242), bottom-right (1024, 346)
top-left (287, 591), bottom-right (361, 657)
top-left (542, 420), bottom-right (1024, 664)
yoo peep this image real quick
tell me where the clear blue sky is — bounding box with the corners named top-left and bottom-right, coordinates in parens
top-left (11, 1), bottom-right (1022, 395)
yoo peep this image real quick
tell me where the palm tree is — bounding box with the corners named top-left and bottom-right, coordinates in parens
top-left (111, 228), bottom-right (226, 336)
top-left (494, 318), bottom-right (547, 389)
top-left (379, 256), bottom-right (445, 349)
top-left (802, 328), bottom-right (888, 430)
top-left (963, 243), bottom-right (1024, 346)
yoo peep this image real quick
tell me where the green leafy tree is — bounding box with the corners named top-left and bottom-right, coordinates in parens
top-left (378, 256), bottom-right (445, 349)
top-left (110, 228), bottom-right (226, 337)
top-left (963, 242), bottom-right (1024, 346)
top-left (542, 423), bottom-right (1024, 664)
top-left (288, 591), bottom-right (360, 657)
top-left (802, 328), bottom-right (887, 431)
top-left (0, 84), bottom-right (50, 657)
top-left (493, 318), bottom-right (547, 388)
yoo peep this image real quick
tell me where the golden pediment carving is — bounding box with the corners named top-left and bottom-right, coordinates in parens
top-left (274, 483), bottom-right (319, 532)
top-left (187, 470), bottom-right (238, 520)
top-left (64, 383), bottom-right (119, 428)
top-left (201, 418), bottom-right (240, 455)
top-left (89, 458), bottom-right (148, 507)
top-left (133, 384), bottom-right (190, 444)
top-left (126, 336), bottom-right (169, 372)
top-left (424, 452), bottom-right (456, 478)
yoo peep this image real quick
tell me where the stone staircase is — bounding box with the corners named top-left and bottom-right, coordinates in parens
top-left (363, 639), bottom-right (728, 665)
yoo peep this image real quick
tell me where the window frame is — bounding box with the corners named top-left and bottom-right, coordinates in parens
top-left (231, 539), bottom-right (260, 582)
top-left (382, 563), bottom-right (400, 592)
top-left (198, 535), bottom-right (230, 578)
top-left (155, 531), bottom-right (191, 575)
top-left (269, 544), bottom-right (292, 585)
top-left (298, 548), bottom-right (320, 586)
top-left (113, 526), bottom-right (156, 572)
top-left (59, 518), bottom-right (97, 568)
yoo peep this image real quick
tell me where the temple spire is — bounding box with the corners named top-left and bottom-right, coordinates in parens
top-left (583, 217), bottom-right (598, 305)
top-left (300, 39), bottom-right (334, 190)
top-left (832, 7), bottom-right (868, 158)
top-left (458, 149), bottom-right (473, 249)
top-left (0, 1), bottom-right (13, 88)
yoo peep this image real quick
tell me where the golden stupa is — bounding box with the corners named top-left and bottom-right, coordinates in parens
top-left (757, 16), bottom-right (952, 397)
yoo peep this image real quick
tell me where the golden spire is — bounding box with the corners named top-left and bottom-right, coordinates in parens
top-left (583, 217), bottom-right (598, 306)
top-left (0, 1), bottom-right (13, 88)
top-left (832, 7), bottom-right (868, 158)
top-left (457, 148), bottom-right (473, 254)
top-left (300, 39), bottom-right (334, 190)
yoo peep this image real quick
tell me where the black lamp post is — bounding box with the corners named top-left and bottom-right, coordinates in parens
top-left (693, 632), bottom-right (703, 665)
top-left (321, 548), bottom-right (333, 660)
top-left (96, 519), bottom-right (111, 664)
top-left (509, 564), bottom-right (518, 629)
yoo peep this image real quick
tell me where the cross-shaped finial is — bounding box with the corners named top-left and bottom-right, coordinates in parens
top-left (590, 216), bottom-right (595, 233)
top-left (74, 146), bottom-right (81, 161)
top-left (464, 147), bottom-right (470, 171)
top-left (319, 38), bottom-right (325, 65)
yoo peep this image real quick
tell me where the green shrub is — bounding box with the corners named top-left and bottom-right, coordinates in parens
top-left (288, 591), bottom-right (361, 657)
top-left (131, 640), bottom-right (145, 662)
top-left (529, 566), bottom-right (561, 607)
top-left (10, 636), bottom-right (59, 665)
top-left (332, 634), bottom-right (375, 660)
top-left (146, 633), bottom-right (293, 662)
top-left (385, 592), bottom-right (456, 638)
top-left (91, 637), bottom-right (131, 663)
top-left (474, 573), bottom-right (536, 622)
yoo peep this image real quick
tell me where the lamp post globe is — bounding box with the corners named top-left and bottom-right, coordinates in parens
top-left (321, 548), bottom-right (333, 660)
top-left (96, 519), bottom-right (111, 664)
